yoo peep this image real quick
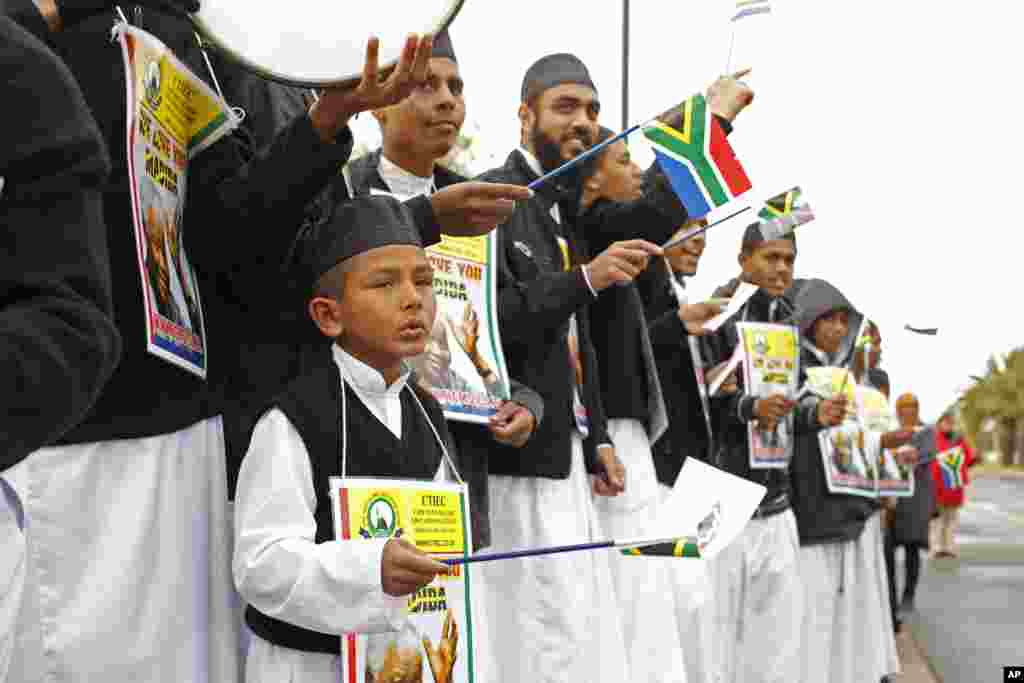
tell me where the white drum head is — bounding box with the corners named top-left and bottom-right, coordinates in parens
top-left (191, 0), bottom-right (465, 88)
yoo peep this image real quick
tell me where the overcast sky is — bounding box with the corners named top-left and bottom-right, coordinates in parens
top-left (350, 0), bottom-right (1022, 421)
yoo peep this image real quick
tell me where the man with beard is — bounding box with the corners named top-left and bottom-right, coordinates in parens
top-left (703, 223), bottom-right (846, 683)
top-left (3, 4), bottom-right (529, 682)
top-left (474, 52), bottom-right (750, 683)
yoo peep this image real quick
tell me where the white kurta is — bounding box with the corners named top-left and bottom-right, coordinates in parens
top-left (482, 433), bottom-right (630, 683)
top-left (235, 347), bottom-right (421, 683)
top-left (591, 418), bottom-right (689, 683)
top-left (798, 512), bottom-right (900, 683)
top-left (0, 416), bottom-right (241, 683)
top-left (659, 483), bottom-right (719, 683)
top-left (711, 508), bottom-right (803, 683)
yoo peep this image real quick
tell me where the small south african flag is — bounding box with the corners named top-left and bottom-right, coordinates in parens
top-left (733, 0), bottom-right (771, 22)
top-left (938, 446), bottom-right (967, 490)
top-left (643, 94), bottom-right (752, 219)
top-left (621, 537), bottom-right (701, 558)
top-left (757, 186), bottom-right (816, 239)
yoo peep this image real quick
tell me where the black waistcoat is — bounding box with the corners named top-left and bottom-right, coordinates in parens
top-left (245, 357), bottom-right (448, 654)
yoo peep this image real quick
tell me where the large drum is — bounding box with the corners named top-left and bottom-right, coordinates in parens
top-left (190, 0), bottom-right (466, 88)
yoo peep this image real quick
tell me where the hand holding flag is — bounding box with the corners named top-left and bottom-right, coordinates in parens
top-left (643, 93), bottom-right (753, 219)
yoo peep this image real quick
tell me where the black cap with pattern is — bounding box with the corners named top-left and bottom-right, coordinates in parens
top-left (303, 195), bottom-right (422, 288)
top-left (520, 53), bottom-right (597, 103)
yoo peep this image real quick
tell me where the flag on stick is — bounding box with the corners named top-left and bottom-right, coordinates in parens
top-left (642, 94), bottom-right (752, 219)
top-left (757, 185), bottom-right (816, 239)
top-left (621, 537), bottom-right (701, 558)
top-left (440, 536), bottom-right (689, 566)
top-left (733, 0), bottom-right (771, 22)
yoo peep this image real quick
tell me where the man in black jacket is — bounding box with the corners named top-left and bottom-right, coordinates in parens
top-left (476, 51), bottom-right (749, 683)
top-left (703, 222), bottom-right (845, 683)
top-left (0, 17), bottom-right (122, 679)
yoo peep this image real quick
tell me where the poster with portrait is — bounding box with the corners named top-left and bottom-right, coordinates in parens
top-left (818, 422), bottom-right (879, 498)
top-left (116, 24), bottom-right (239, 378)
top-left (736, 322), bottom-right (800, 469)
top-left (857, 385), bottom-right (914, 497)
top-left (330, 478), bottom-right (475, 683)
top-left (408, 233), bottom-right (511, 423)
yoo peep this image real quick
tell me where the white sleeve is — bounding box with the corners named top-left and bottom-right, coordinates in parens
top-left (233, 409), bottom-right (407, 635)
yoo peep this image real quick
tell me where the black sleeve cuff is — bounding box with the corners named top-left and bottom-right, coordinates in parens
top-left (405, 195), bottom-right (441, 247)
top-left (714, 115), bottom-right (734, 136)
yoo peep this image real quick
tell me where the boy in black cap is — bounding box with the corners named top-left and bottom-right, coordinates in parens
top-left (233, 196), bottom-right (459, 683)
top-left (703, 221), bottom-right (845, 683)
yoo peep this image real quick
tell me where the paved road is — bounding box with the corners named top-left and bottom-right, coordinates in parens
top-left (904, 473), bottom-right (1024, 683)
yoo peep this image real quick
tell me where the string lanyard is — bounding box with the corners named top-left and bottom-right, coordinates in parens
top-left (338, 372), bottom-right (464, 485)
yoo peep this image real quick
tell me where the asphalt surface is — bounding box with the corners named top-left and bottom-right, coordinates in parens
top-left (901, 473), bottom-right (1024, 683)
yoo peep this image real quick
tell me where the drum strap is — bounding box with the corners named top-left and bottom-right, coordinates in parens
top-left (193, 32), bottom-right (246, 123)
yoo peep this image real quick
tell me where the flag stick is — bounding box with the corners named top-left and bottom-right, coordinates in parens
top-left (662, 206), bottom-right (752, 250)
top-left (440, 536), bottom-right (682, 566)
top-left (527, 118), bottom-right (655, 191)
top-left (725, 26), bottom-right (737, 74)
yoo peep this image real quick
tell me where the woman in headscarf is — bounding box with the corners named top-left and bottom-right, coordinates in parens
top-left (888, 393), bottom-right (939, 614)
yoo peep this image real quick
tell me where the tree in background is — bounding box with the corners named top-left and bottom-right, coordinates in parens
top-left (959, 348), bottom-right (1024, 466)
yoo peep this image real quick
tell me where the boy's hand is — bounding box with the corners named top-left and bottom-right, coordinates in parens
top-left (592, 446), bottom-right (626, 496)
top-left (817, 396), bottom-right (847, 428)
top-left (754, 394), bottom-right (795, 422)
top-left (381, 538), bottom-right (446, 597)
top-left (488, 401), bottom-right (536, 448)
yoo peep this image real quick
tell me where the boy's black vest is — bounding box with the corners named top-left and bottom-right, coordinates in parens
top-left (245, 355), bottom-right (448, 654)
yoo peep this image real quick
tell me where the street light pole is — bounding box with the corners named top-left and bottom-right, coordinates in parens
top-left (622, 0), bottom-right (630, 131)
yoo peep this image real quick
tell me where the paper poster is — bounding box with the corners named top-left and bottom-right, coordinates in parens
top-left (702, 281), bottom-right (759, 332)
top-left (818, 422), bottom-right (879, 498)
top-left (644, 458), bottom-right (767, 561)
top-left (116, 24), bottom-right (239, 378)
top-left (330, 478), bottom-right (475, 683)
top-left (804, 366), bottom-right (857, 404)
top-left (737, 322), bottom-right (799, 469)
top-left (857, 385), bottom-right (914, 497)
top-left (406, 233), bottom-right (512, 423)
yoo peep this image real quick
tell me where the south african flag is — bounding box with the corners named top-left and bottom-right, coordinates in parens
top-left (621, 537), bottom-right (701, 558)
top-left (757, 186), bottom-right (816, 238)
top-left (643, 94), bottom-right (752, 219)
top-left (938, 446), bottom-right (967, 490)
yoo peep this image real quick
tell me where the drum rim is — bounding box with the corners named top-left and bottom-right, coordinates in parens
top-left (189, 0), bottom-right (466, 89)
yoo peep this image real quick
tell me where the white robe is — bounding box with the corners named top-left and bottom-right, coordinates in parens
top-left (482, 434), bottom-right (630, 683)
top-left (659, 483), bottom-right (718, 683)
top-left (711, 508), bottom-right (803, 683)
top-left (0, 417), bottom-right (241, 683)
top-left (591, 418), bottom-right (689, 683)
top-left (798, 512), bottom-right (900, 683)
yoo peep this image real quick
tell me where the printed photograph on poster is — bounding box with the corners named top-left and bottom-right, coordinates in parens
top-left (137, 174), bottom-right (206, 372)
top-left (737, 322), bottom-right (800, 469)
top-left (818, 423), bottom-right (878, 498)
top-left (117, 23), bottom-right (239, 378)
top-left (330, 478), bottom-right (475, 683)
top-left (410, 234), bottom-right (511, 423)
top-left (857, 384), bottom-right (914, 497)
